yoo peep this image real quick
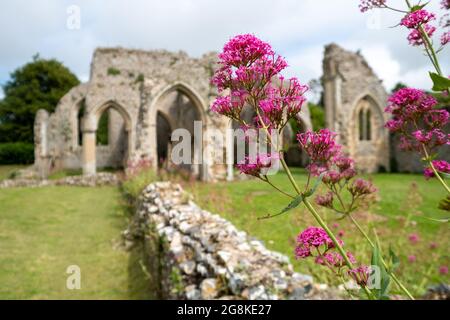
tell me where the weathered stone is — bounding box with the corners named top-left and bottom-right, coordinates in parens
top-left (130, 182), bottom-right (340, 300)
top-left (185, 285), bottom-right (201, 300)
top-left (200, 278), bottom-right (218, 299)
top-left (180, 261), bottom-right (196, 275)
top-left (247, 285), bottom-right (268, 300)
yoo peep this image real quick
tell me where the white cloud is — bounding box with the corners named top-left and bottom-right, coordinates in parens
top-left (0, 0), bottom-right (448, 93)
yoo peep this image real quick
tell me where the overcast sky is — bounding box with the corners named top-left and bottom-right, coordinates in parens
top-left (0, 0), bottom-right (449, 100)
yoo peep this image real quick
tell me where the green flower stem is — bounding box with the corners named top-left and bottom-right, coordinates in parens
top-left (405, 1), bottom-right (446, 76)
top-left (303, 198), bottom-right (376, 300)
top-left (422, 145), bottom-right (450, 194)
top-left (348, 214), bottom-right (415, 300)
top-left (254, 102), bottom-right (375, 299)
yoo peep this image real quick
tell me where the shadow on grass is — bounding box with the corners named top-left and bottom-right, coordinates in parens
top-left (127, 242), bottom-right (159, 300)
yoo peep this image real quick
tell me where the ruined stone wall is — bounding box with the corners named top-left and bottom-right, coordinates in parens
top-left (127, 182), bottom-right (339, 300)
top-left (33, 48), bottom-right (231, 181)
top-left (322, 44), bottom-right (390, 173)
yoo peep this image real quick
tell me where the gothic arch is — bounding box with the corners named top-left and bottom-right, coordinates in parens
top-left (148, 82), bottom-right (208, 180)
top-left (82, 100), bottom-right (134, 174)
top-left (349, 93), bottom-right (388, 172)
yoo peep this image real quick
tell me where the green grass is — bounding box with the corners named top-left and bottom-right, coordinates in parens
top-left (0, 186), bottom-right (152, 299)
top-left (186, 169), bottom-right (449, 296)
top-left (0, 165), bottom-right (26, 180)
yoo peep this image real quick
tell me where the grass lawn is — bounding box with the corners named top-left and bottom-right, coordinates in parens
top-left (186, 169), bottom-right (449, 297)
top-left (0, 185), bottom-right (152, 299)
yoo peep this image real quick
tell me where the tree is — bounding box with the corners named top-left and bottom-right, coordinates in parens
top-left (0, 55), bottom-right (79, 143)
top-left (309, 103), bottom-right (325, 131)
top-left (391, 82), bottom-right (407, 94)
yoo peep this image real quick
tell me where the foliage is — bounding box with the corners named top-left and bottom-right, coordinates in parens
top-left (309, 103), bottom-right (325, 130)
top-left (107, 67), bottom-right (121, 76)
top-left (0, 55), bottom-right (79, 143)
top-left (0, 142), bottom-right (34, 164)
top-left (97, 111), bottom-right (109, 145)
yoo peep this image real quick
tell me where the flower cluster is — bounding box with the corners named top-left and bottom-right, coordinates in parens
top-left (359, 0), bottom-right (386, 12)
top-left (211, 34), bottom-right (308, 177)
top-left (235, 153), bottom-right (279, 177)
top-left (295, 227), bottom-right (359, 276)
top-left (348, 266), bottom-right (371, 286)
top-left (315, 192), bottom-right (334, 208)
top-left (297, 129), bottom-right (341, 170)
top-left (441, 31), bottom-right (450, 45)
top-left (408, 233), bottom-right (420, 244)
top-left (211, 34), bottom-right (307, 131)
top-left (407, 24), bottom-right (436, 46)
top-left (401, 9), bottom-right (436, 29)
top-left (348, 178), bottom-right (378, 198)
top-left (400, 9), bottom-right (438, 47)
top-left (442, 0), bottom-right (450, 10)
top-left (424, 160), bottom-right (450, 179)
top-left (211, 34), bottom-right (287, 96)
top-left (385, 88), bottom-right (449, 152)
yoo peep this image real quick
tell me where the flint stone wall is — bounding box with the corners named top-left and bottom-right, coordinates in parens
top-left (128, 181), bottom-right (340, 300)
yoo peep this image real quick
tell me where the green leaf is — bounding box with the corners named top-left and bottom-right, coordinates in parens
top-left (258, 194), bottom-right (304, 220)
top-left (429, 72), bottom-right (450, 92)
top-left (411, 2), bottom-right (429, 12)
top-left (371, 244), bottom-right (391, 299)
top-left (281, 194), bottom-right (304, 213)
top-left (441, 172), bottom-right (450, 180)
top-left (388, 246), bottom-right (400, 271)
top-left (304, 172), bottom-right (325, 198)
top-left (421, 216), bottom-right (450, 223)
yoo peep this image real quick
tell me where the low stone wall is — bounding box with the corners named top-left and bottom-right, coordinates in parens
top-left (0, 172), bottom-right (119, 189)
top-left (127, 181), bottom-right (340, 300)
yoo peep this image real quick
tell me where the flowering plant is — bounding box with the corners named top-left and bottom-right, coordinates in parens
top-left (211, 34), bottom-right (414, 299)
top-left (360, 1), bottom-right (450, 208)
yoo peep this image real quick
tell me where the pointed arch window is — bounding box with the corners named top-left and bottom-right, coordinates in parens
top-left (358, 107), bottom-right (372, 141)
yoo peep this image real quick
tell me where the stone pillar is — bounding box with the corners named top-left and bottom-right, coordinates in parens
top-left (82, 114), bottom-right (97, 176)
top-left (82, 131), bottom-right (96, 175)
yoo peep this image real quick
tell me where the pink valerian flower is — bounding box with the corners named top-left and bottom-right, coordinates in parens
top-left (408, 233), bottom-right (420, 244)
top-left (315, 192), bottom-right (334, 209)
top-left (359, 0), bottom-right (387, 12)
top-left (439, 265), bottom-right (449, 275)
top-left (348, 178), bottom-right (377, 197)
top-left (430, 242), bottom-right (438, 249)
top-left (424, 109), bottom-right (450, 128)
top-left (408, 255), bottom-right (417, 263)
top-left (315, 252), bottom-right (356, 269)
top-left (235, 152), bottom-right (279, 177)
top-left (294, 226), bottom-right (344, 259)
top-left (385, 88), bottom-right (449, 152)
top-left (441, 31), bottom-right (450, 45)
top-left (386, 88), bottom-right (437, 117)
top-left (348, 266), bottom-right (371, 286)
top-left (407, 24), bottom-right (436, 46)
top-left (297, 129), bottom-right (341, 170)
top-left (401, 10), bottom-right (436, 29)
top-left (212, 34), bottom-right (288, 94)
top-left (412, 128), bottom-right (448, 146)
top-left (211, 34), bottom-right (308, 131)
top-left (424, 160), bottom-right (450, 179)
top-left (218, 34), bottom-right (274, 68)
top-left (321, 156), bottom-right (357, 184)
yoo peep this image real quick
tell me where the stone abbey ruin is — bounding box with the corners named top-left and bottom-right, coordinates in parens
top-left (33, 44), bottom-right (424, 180)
